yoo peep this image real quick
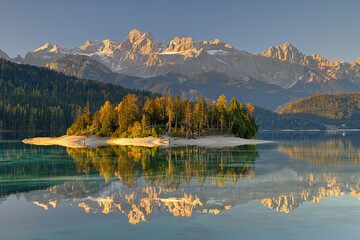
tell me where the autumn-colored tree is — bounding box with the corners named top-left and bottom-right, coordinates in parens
top-left (141, 113), bottom-right (148, 133)
top-left (66, 107), bottom-right (92, 135)
top-left (143, 98), bottom-right (156, 125)
top-left (228, 97), bottom-right (241, 131)
top-left (67, 93), bottom-right (258, 139)
top-left (98, 101), bottom-right (117, 136)
top-left (165, 95), bottom-right (174, 133)
top-left (193, 102), bottom-right (200, 136)
top-left (116, 94), bottom-right (139, 133)
top-left (246, 103), bottom-right (255, 118)
top-left (173, 95), bottom-right (181, 132)
top-left (155, 97), bottom-right (166, 124)
top-left (198, 96), bottom-right (207, 135)
top-left (185, 101), bottom-right (192, 139)
top-left (216, 94), bottom-right (228, 133)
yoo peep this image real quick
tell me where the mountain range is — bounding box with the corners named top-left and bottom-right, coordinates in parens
top-left (2, 29), bottom-right (360, 110)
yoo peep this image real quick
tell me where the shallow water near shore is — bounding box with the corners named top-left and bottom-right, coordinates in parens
top-left (1, 131), bottom-right (360, 239)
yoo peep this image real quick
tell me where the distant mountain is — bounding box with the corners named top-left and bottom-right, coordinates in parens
top-left (115, 71), bottom-right (306, 110)
top-left (21, 31), bottom-right (312, 91)
top-left (46, 55), bottom-right (119, 83)
top-left (47, 55), bottom-right (307, 110)
top-left (0, 49), bottom-right (23, 63)
top-left (17, 30), bottom-right (360, 94)
top-left (0, 49), bottom-right (9, 60)
top-left (4, 29), bottom-right (360, 110)
top-left (260, 42), bottom-right (360, 93)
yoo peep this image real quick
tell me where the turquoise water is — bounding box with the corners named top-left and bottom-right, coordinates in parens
top-left (1, 131), bottom-right (360, 239)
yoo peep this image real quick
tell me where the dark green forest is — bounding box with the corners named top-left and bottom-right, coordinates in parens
top-left (254, 106), bottom-right (326, 130)
top-left (0, 58), bottom-right (157, 131)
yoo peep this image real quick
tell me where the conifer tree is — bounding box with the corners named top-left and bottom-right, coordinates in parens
top-left (217, 94), bottom-right (228, 133)
top-left (165, 95), bottom-right (174, 134)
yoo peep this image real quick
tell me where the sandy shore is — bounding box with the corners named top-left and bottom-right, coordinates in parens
top-left (170, 136), bottom-right (270, 148)
top-left (22, 135), bottom-right (271, 148)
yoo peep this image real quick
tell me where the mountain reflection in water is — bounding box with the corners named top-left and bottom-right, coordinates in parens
top-left (1, 139), bottom-right (360, 224)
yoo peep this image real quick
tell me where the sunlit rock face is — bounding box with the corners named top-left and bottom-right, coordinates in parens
top-left (12, 29), bottom-right (357, 94)
top-left (260, 42), bottom-right (360, 91)
top-left (3, 30), bottom-right (360, 95)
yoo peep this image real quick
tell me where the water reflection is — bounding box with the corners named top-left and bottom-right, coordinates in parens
top-left (278, 139), bottom-right (360, 165)
top-left (67, 146), bottom-right (258, 187)
top-left (2, 137), bottom-right (360, 224)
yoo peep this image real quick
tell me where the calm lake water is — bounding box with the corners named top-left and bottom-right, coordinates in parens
top-left (1, 131), bottom-right (360, 240)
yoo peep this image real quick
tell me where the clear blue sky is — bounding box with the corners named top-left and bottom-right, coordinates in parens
top-left (1, 0), bottom-right (359, 62)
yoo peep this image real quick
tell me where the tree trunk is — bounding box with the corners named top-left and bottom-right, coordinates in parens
top-left (168, 117), bottom-right (171, 134)
top-left (175, 115), bottom-right (178, 132)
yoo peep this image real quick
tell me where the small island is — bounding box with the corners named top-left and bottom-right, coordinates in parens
top-left (23, 94), bottom-right (269, 148)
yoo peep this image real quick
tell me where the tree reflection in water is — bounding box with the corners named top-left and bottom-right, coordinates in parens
top-left (67, 145), bottom-right (258, 188)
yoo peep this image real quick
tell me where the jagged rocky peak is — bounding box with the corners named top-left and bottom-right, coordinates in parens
top-left (34, 42), bottom-right (54, 52)
top-left (49, 44), bottom-right (60, 53)
top-left (118, 29), bottom-right (159, 55)
top-left (102, 39), bottom-right (121, 52)
top-left (127, 29), bottom-right (155, 43)
top-left (260, 42), bottom-right (304, 64)
top-left (33, 43), bottom-right (63, 54)
top-left (163, 36), bottom-right (234, 58)
top-left (79, 40), bottom-right (103, 52)
top-left (309, 53), bottom-right (340, 66)
top-left (199, 39), bottom-right (234, 56)
top-left (201, 38), bottom-right (232, 48)
top-left (84, 40), bottom-right (99, 45)
top-left (166, 37), bottom-right (194, 52)
top-left (0, 49), bottom-right (10, 60)
top-left (127, 29), bottom-right (142, 43)
top-left (353, 58), bottom-right (360, 65)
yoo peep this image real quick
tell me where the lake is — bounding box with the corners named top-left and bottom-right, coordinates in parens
top-left (1, 131), bottom-right (360, 240)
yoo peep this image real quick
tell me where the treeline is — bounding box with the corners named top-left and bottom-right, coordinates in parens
top-left (280, 93), bottom-right (360, 119)
top-left (254, 106), bottom-right (326, 130)
top-left (67, 94), bottom-right (259, 139)
top-left (0, 58), bottom-right (157, 131)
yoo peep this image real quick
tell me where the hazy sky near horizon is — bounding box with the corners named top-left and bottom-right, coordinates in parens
top-left (1, 0), bottom-right (360, 62)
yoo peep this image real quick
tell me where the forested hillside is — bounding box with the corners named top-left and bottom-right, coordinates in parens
top-left (280, 93), bottom-right (360, 119)
top-left (254, 106), bottom-right (326, 130)
top-left (0, 58), bottom-right (156, 131)
top-left (255, 93), bottom-right (360, 130)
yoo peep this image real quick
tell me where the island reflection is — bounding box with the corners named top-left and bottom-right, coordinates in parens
top-left (3, 141), bottom-right (360, 224)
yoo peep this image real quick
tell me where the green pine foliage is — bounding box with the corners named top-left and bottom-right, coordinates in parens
top-left (0, 58), bottom-right (157, 131)
top-left (67, 94), bottom-right (259, 139)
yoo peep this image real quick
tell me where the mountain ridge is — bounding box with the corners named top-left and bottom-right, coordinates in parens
top-left (2, 29), bottom-right (360, 109)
